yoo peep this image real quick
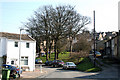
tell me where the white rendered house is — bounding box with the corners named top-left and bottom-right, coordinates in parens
top-left (0, 32), bottom-right (36, 71)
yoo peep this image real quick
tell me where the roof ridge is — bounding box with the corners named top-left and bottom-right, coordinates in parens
top-left (0, 32), bottom-right (28, 35)
top-left (0, 32), bottom-right (35, 41)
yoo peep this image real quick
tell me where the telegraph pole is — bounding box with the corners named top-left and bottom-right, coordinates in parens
top-left (93, 10), bottom-right (96, 67)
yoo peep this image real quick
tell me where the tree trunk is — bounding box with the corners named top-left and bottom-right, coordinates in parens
top-left (46, 50), bottom-right (48, 61)
top-left (36, 42), bottom-right (41, 57)
top-left (46, 40), bottom-right (49, 61)
top-left (49, 40), bottom-right (53, 59)
top-left (57, 49), bottom-right (59, 59)
top-left (48, 48), bottom-right (51, 59)
top-left (54, 40), bottom-right (57, 60)
top-left (70, 40), bottom-right (72, 57)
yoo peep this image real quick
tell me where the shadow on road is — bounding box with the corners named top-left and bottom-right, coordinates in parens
top-left (55, 68), bottom-right (80, 73)
top-left (74, 73), bottom-right (119, 80)
top-left (43, 66), bottom-right (60, 68)
top-left (74, 65), bottom-right (120, 79)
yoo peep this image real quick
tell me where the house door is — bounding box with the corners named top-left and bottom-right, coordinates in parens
top-left (3, 55), bottom-right (7, 64)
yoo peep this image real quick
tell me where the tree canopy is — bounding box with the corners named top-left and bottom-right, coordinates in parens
top-left (23, 5), bottom-right (91, 60)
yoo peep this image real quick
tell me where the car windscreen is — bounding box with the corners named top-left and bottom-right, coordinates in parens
top-left (95, 51), bottom-right (101, 54)
top-left (37, 59), bottom-right (41, 61)
top-left (68, 63), bottom-right (74, 65)
top-left (58, 60), bottom-right (63, 62)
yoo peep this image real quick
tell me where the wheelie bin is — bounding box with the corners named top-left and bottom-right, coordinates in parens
top-left (2, 69), bottom-right (10, 80)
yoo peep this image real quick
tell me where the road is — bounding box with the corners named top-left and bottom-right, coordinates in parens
top-left (38, 66), bottom-right (98, 78)
top-left (37, 65), bottom-right (119, 79)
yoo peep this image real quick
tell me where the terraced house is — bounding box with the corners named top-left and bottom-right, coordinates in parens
top-left (0, 32), bottom-right (36, 71)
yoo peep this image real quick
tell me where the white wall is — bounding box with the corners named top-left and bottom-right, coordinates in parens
top-left (0, 38), bottom-right (1, 68)
top-left (0, 38), bottom-right (1, 57)
top-left (0, 38), bottom-right (7, 69)
top-left (20, 41), bottom-right (36, 71)
top-left (0, 38), bottom-right (7, 57)
top-left (7, 40), bottom-right (19, 65)
top-left (6, 39), bottom-right (36, 71)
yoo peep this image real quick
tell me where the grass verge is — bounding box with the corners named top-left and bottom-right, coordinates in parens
top-left (76, 57), bottom-right (102, 72)
top-left (37, 52), bottom-right (70, 63)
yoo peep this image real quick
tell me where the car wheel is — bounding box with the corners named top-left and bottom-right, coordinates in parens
top-left (18, 74), bottom-right (20, 78)
top-left (53, 65), bottom-right (55, 67)
top-left (55, 65), bottom-right (57, 67)
top-left (63, 67), bottom-right (66, 70)
top-left (56, 65), bottom-right (58, 67)
top-left (13, 74), bottom-right (17, 79)
top-left (64, 67), bottom-right (66, 70)
top-left (65, 67), bottom-right (67, 70)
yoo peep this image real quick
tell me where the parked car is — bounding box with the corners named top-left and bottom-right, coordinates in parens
top-left (45, 61), bottom-right (52, 66)
top-left (2, 64), bottom-right (22, 78)
top-left (52, 60), bottom-right (64, 67)
top-left (95, 51), bottom-right (101, 57)
top-left (41, 53), bottom-right (46, 56)
top-left (90, 50), bottom-right (102, 57)
top-left (35, 59), bottom-right (42, 64)
top-left (63, 62), bottom-right (76, 69)
top-left (57, 60), bottom-right (64, 67)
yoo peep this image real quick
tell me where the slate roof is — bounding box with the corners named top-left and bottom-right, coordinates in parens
top-left (0, 32), bottom-right (35, 41)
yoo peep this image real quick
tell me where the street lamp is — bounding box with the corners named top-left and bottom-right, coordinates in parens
top-left (19, 29), bottom-right (23, 76)
top-left (19, 28), bottom-right (27, 76)
top-left (93, 10), bottom-right (96, 67)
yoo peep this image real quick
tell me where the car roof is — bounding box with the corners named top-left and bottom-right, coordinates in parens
top-left (3, 64), bottom-right (11, 67)
top-left (66, 62), bottom-right (74, 63)
top-left (36, 59), bottom-right (41, 60)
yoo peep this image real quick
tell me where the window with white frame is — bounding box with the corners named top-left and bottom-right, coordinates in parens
top-left (26, 43), bottom-right (29, 48)
top-left (14, 42), bottom-right (18, 47)
top-left (21, 57), bottom-right (28, 65)
top-left (11, 60), bottom-right (14, 65)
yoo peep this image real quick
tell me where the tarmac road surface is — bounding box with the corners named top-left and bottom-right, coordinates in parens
top-left (38, 65), bottom-right (119, 79)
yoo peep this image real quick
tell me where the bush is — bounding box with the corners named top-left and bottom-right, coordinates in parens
top-left (69, 51), bottom-right (89, 64)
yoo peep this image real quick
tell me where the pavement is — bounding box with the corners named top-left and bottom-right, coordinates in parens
top-left (21, 66), bottom-right (47, 78)
top-left (0, 65), bottom-right (48, 79)
top-left (89, 54), bottom-right (110, 68)
top-left (89, 54), bottom-right (120, 78)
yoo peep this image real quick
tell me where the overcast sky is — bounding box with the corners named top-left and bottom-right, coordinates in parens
top-left (0, 0), bottom-right (119, 34)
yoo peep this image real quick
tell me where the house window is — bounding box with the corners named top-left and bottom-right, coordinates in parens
top-left (21, 57), bottom-right (28, 65)
top-left (26, 43), bottom-right (29, 48)
top-left (15, 42), bottom-right (18, 47)
top-left (11, 60), bottom-right (14, 65)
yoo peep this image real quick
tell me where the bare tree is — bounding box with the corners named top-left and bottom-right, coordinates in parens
top-left (72, 31), bottom-right (91, 52)
top-left (24, 5), bottom-right (91, 60)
